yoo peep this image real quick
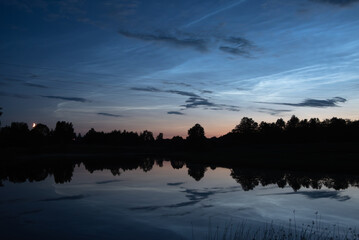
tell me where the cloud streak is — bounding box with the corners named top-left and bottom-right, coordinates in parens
top-left (258, 108), bottom-right (292, 116)
top-left (182, 96), bottom-right (240, 111)
top-left (131, 87), bottom-right (240, 112)
top-left (219, 37), bottom-right (254, 56)
top-left (23, 82), bottom-right (48, 89)
top-left (41, 95), bottom-right (90, 103)
top-left (167, 111), bottom-right (185, 115)
top-left (0, 91), bottom-right (31, 99)
top-left (120, 30), bottom-right (254, 56)
top-left (130, 87), bottom-right (162, 92)
top-left (257, 97), bottom-right (347, 108)
top-left (119, 30), bottom-right (208, 52)
top-left (219, 46), bottom-right (249, 56)
top-left (130, 87), bottom-right (199, 97)
top-left (310, 0), bottom-right (359, 6)
top-left (163, 81), bottom-right (192, 87)
top-left (97, 112), bottom-right (122, 118)
top-left (183, 0), bottom-right (247, 27)
top-left (167, 90), bottom-right (199, 97)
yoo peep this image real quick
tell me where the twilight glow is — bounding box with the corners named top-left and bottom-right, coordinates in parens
top-left (1, 0), bottom-right (359, 137)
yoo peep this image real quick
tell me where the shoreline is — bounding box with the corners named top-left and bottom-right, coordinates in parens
top-left (1, 142), bottom-right (359, 175)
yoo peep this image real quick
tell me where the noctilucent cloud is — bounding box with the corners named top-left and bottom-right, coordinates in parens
top-left (1, 0), bottom-right (359, 137)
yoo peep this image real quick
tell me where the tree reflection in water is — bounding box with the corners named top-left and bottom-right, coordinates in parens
top-left (1, 157), bottom-right (358, 191)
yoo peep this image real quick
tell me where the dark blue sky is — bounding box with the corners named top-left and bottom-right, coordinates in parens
top-left (1, 0), bottom-right (359, 137)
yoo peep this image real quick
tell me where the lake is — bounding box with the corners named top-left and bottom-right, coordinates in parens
top-left (0, 157), bottom-right (358, 239)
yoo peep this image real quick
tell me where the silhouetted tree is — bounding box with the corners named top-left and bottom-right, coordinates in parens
top-left (31, 123), bottom-right (50, 137)
top-left (286, 115), bottom-right (299, 130)
top-left (258, 121), bottom-right (277, 141)
top-left (156, 133), bottom-right (163, 141)
top-left (171, 135), bottom-right (184, 147)
top-left (230, 117), bottom-right (259, 143)
top-left (140, 130), bottom-right (154, 142)
top-left (30, 123), bottom-right (50, 145)
top-left (187, 123), bottom-right (205, 141)
top-left (1, 122), bottom-right (30, 146)
top-left (83, 128), bottom-right (104, 144)
top-left (232, 117), bottom-right (258, 135)
top-left (11, 122), bottom-right (29, 133)
top-left (53, 121), bottom-right (75, 144)
top-left (172, 136), bottom-right (183, 141)
top-left (275, 118), bottom-right (285, 130)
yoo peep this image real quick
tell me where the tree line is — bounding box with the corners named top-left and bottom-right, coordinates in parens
top-left (0, 115), bottom-right (359, 147)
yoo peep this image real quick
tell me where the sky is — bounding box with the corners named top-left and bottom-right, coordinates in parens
top-left (1, 0), bottom-right (359, 137)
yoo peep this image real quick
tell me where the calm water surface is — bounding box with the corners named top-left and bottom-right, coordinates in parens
top-left (1, 159), bottom-right (358, 239)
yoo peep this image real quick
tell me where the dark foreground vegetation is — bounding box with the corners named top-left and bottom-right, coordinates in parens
top-left (1, 115), bottom-right (359, 173)
top-left (203, 217), bottom-right (359, 240)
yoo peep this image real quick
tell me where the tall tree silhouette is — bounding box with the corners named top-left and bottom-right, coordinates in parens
top-left (140, 130), bottom-right (154, 142)
top-left (53, 121), bottom-right (75, 144)
top-left (286, 115), bottom-right (300, 130)
top-left (156, 133), bottom-right (163, 141)
top-left (232, 117), bottom-right (258, 134)
top-left (0, 122), bottom-right (29, 146)
top-left (275, 118), bottom-right (285, 130)
top-left (187, 123), bottom-right (205, 141)
top-left (30, 123), bottom-right (50, 145)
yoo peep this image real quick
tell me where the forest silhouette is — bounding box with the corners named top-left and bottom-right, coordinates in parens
top-left (1, 115), bottom-right (359, 173)
top-left (1, 116), bottom-right (359, 147)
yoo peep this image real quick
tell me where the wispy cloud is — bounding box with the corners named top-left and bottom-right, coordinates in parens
top-left (167, 111), bottom-right (185, 115)
top-left (23, 82), bottom-right (48, 89)
top-left (97, 112), bottom-right (122, 118)
top-left (3, 77), bottom-right (22, 82)
top-left (131, 87), bottom-right (199, 97)
top-left (183, 0), bottom-right (247, 27)
top-left (257, 97), bottom-right (347, 108)
top-left (258, 108), bottom-right (292, 116)
top-left (41, 95), bottom-right (90, 103)
top-left (163, 81), bottom-right (192, 87)
top-left (119, 30), bottom-right (208, 52)
top-left (182, 96), bottom-right (240, 111)
top-left (131, 86), bottom-right (240, 112)
top-left (0, 91), bottom-right (30, 99)
top-left (182, 96), bottom-right (216, 108)
top-left (311, 0), bottom-right (359, 6)
top-left (167, 90), bottom-right (199, 97)
top-left (219, 46), bottom-right (249, 56)
top-left (120, 30), bottom-right (255, 56)
top-left (219, 37), bottom-right (254, 56)
top-left (201, 90), bottom-right (213, 94)
top-left (130, 87), bottom-right (162, 92)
